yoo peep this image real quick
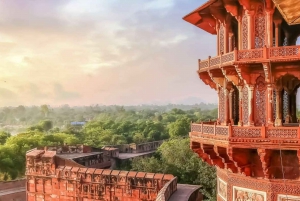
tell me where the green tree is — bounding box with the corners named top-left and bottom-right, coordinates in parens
top-left (40, 104), bottom-right (49, 117)
top-left (168, 117), bottom-right (190, 138)
top-left (131, 138), bottom-right (216, 200)
top-left (39, 120), bottom-right (53, 132)
top-left (0, 131), bottom-right (11, 145)
top-left (132, 133), bottom-right (147, 144)
top-left (64, 136), bottom-right (81, 145)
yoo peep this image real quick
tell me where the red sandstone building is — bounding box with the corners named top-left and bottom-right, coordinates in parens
top-left (184, 0), bottom-right (300, 200)
top-left (24, 145), bottom-right (201, 201)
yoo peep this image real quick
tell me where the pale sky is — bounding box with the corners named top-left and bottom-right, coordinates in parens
top-left (0, 0), bottom-right (218, 107)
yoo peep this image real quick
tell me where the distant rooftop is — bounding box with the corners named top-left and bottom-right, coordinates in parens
top-left (70, 121), bottom-right (86, 126)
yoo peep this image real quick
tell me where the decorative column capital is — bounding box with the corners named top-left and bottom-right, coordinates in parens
top-left (248, 85), bottom-right (255, 90)
top-left (245, 10), bottom-right (255, 16)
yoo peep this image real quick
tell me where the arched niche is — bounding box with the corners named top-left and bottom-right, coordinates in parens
top-left (275, 74), bottom-right (300, 124)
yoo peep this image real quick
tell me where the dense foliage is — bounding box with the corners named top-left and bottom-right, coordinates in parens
top-left (129, 138), bottom-right (216, 201)
top-left (0, 104), bottom-right (217, 199)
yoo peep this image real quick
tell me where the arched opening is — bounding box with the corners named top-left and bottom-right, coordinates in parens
top-left (275, 74), bottom-right (300, 125)
top-left (232, 85), bottom-right (239, 125)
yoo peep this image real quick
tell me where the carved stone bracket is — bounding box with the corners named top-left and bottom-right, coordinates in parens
top-left (208, 69), bottom-right (226, 88)
top-left (227, 147), bottom-right (241, 174)
top-left (234, 65), bottom-right (251, 86)
top-left (214, 146), bottom-right (238, 173)
top-left (257, 149), bottom-right (272, 179)
top-left (201, 144), bottom-right (224, 168)
top-left (199, 72), bottom-right (217, 90)
top-left (193, 148), bottom-right (213, 166)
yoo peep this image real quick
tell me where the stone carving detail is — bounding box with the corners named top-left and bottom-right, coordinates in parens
top-left (254, 76), bottom-right (266, 126)
top-left (283, 90), bottom-right (289, 122)
top-left (219, 23), bottom-right (225, 54)
top-left (200, 60), bottom-right (209, 68)
top-left (242, 85), bottom-right (249, 125)
top-left (191, 124), bottom-right (202, 132)
top-left (270, 46), bottom-right (300, 57)
top-left (233, 186), bottom-right (266, 201)
top-left (254, 5), bottom-right (265, 49)
top-left (257, 149), bottom-right (271, 179)
top-left (203, 125), bottom-right (214, 135)
top-left (222, 52), bottom-right (234, 63)
top-left (211, 56), bottom-right (221, 67)
top-left (238, 49), bottom-right (264, 60)
top-left (273, 90), bottom-right (277, 121)
top-left (215, 127), bottom-right (228, 136)
top-left (218, 178), bottom-right (227, 200)
top-left (219, 88), bottom-right (225, 123)
top-left (266, 128), bottom-right (298, 138)
top-left (242, 14), bottom-right (248, 50)
top-left (232, 127), bottom-right (261, 138)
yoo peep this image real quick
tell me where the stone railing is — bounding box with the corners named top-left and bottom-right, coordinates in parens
top-left (198, 45), bottom-right (300, 70)
top-left (156, 177), bottom-right (178, 201)
top-left (269, 46), bottom-right (300, 58)
top-left (190, 123), bottom-right (300, 140)
top-left (191, 123), bottom-right (230, 136)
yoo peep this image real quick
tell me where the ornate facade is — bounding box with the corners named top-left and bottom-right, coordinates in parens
top-left (183, 0), bottom-right (300, 200)
top-left (25, 148), bottom-right (177, 201)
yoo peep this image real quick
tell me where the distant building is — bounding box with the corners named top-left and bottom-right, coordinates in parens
top-left (69, 121), bottom-right (86, 131)
top-left (25, 145), bottom-right (178, 201)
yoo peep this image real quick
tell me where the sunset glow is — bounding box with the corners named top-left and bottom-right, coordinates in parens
top-left (0, 0), bottom-right (217, 106)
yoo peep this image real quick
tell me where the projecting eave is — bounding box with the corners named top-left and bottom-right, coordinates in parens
top-left (182, 0), bottom-right (217, 35)
top-left (272, 0), bottom-right (300, 25)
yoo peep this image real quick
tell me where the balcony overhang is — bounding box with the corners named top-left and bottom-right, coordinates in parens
top-left (182, 0), bottom-right (217, 35)
top-left (272, 0), bottom-right (300, 25)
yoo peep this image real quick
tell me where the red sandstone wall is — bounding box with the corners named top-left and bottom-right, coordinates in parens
top-left (26, 168), bottom-right (174, 201)
top-left (217, 167), bottom-right (300, 201)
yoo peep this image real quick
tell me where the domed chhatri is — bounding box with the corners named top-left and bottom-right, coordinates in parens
top-left (183, 0), bottom-right (300, 200)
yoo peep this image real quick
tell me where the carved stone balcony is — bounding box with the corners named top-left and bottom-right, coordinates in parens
top-left (190, 123), bottom-right (300, 148)
top-left (198, 45), bottom-right (300, 72)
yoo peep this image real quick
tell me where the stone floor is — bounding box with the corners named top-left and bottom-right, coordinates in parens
top-left (169, 184), bottom-right (200, 201)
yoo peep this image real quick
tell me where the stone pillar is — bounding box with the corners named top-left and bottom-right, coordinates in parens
top-left (248, 85), bottom-right (255, 125)
top-left (229, 89), bottom-right (234, 124)
top-left (267, 84), bottom-right (274, 125)
top-left (217, 87), bottom-right (221, 123)
top-left (229, 32), bottom-right (234, 52)
top-left (246, 10), bottom-right (255, 49)
top-left (224, 24), bottom-right (229, 53)
top-left (275, 89), bottom-right (283, 126)
top-left (274, 20), bottom-right (282, 47)
top-left (216, 22), bottom-right (220, 55)
top-left (237, 16), bottom-right (242, 50)
top-left (265, 10), bottom-right (274, 47)
top-left (224, 89), bottom-right (229, 125)
top-left (238, 86), bottom-right (243, 126)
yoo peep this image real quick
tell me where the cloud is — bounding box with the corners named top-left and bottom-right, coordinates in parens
top-left (0, 0), bottom-right (217, 106)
